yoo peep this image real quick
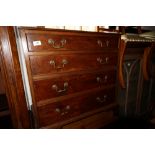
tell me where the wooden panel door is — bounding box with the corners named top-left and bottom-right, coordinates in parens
top-left (118, 55), bottom-right (142, 117)
top-left (118, 41), bottom-right (154, 118)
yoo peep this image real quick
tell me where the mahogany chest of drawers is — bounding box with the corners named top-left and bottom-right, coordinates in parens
top-left (18, 28), bottom-right (120, 128)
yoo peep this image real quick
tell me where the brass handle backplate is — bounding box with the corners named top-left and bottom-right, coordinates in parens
top-left (49, 59), bottom-right (68, 69)
top-left (96, 95), bottom-right (107, 103)
top-left (48, 38), bottom-right (66, 49)
top-left (97, 57), bottom-right (109, 64)
top-left (106, 40), bottom-right (110, 47)
top-left (52, 82), bottom-right (69, 93)
top-left (96, 75), bottom-right (108, 83)
top-left (55, 105), bottom-right (70, 116)
top-left (97, 40), bottom-right (110, 47)
top-left (97, 40), bottom-right (103, 47)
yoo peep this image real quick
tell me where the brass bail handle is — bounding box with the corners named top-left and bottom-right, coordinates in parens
top-left (97, 57), bottom-right (109, 64)
top-left (52, 82), bottom-right (69, 93)
top-left (97, 40), bottom-right (110, 47)
top-left (49, 59), bottom-right (68, 69)
top-left (55, 105), bottom-right (71, 116)
top-left (96, 95), bottom-right (107, 103)
top-left (48, 38), bottom-right (67, 49)
top-left (96, 75), bottom-right (108, 83)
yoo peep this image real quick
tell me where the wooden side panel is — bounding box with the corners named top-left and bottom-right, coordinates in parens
top-left (0, 65), bottom-right (5, 94)
top-left (0, 26), bottom-right (30, 128)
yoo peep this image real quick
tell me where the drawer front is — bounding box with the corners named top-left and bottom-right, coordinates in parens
top-left (26, 33), bottom-right (119, 52)
top-left (33, 70), bottom-right (116, 102)
top-left (29, 53), bottom-right (117, 76)
top-left (37, 87), bottom-right (115, 127)
top-left (38, 97), bottom-right (80, 127)
top-left (79, 88), bottom-right (115, 113)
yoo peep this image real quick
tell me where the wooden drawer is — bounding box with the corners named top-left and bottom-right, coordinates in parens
top-left (62, 111), bottom-right (115, 129)
top-left (25, 33), bottom-right (119, 52)
top-left (37, 87), bottom-right (115, 127)
top-left (79, 87), bottom-right (115, 113)
top-left (29, 53), bottom-right (117, 76)
top-left (33, 70), bottom-right (116, 102)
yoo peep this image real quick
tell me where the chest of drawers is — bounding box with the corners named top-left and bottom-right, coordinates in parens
top-left (18, 28), bottom-right (120, 128)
